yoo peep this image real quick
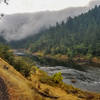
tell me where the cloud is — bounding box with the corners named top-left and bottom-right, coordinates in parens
top-left (0, 0), bottom-right (100, 41)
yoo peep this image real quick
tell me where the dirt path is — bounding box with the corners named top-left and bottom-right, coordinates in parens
top-left (0, 77), bottom-right (9, 100)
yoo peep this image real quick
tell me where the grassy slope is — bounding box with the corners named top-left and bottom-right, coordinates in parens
top-left (0, 58), bottom-right (48, 100)
top-left (0, 58), bottom-right (35, 100)
top-left (0, 57), bottom-right (100, 100)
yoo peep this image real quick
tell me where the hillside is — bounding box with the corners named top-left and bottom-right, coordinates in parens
top-left (0, 58), bottom-right (36, 100)
top-left (18, 5), bottom-right (100, 58)
top-left (0, 57), bottom-right (100, 100)
top-left (0, 7), bottom-right (88, 42)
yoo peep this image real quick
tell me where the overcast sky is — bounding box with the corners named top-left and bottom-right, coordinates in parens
top-left (0, 0), bottom-right (92, 14)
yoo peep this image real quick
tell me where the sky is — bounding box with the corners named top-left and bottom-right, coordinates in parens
top-left (0, 0), bottom-right (91, 14)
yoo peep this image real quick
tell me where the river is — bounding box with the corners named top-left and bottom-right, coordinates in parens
top-left (14, 51), bottom-right (100, 93)
top-left (38, 65), bottom-right (100, 93)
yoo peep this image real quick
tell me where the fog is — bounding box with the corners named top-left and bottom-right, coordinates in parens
top-left (0, 0), bottom-right (100, 41)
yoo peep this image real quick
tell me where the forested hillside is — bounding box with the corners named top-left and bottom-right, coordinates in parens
top-left (0, 6), bottom-right (100, 58)
top-left (21, 6), bottom-right (100, 57)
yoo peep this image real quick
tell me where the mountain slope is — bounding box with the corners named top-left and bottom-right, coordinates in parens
top-left (0, 8), bottom-right (88, 41)
top-left (0, 0), bottom-right (100, 42)
top-left (22, 5), bottom-right (100, 57)
top-left (0, 58), bottom-right (36, 100)
top-left (0, 57), bottom-right (100, 100)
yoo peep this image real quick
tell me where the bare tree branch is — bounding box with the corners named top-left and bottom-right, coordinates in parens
top-left (0, 0), bottom-right (9, 19)
top-left (0, 0), bottom-right (9, 5)
top-left (4, 0), bottom-right (8, 5)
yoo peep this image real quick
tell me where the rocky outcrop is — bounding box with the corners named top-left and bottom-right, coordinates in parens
top-left (0, 77), bottom-right (9, 100)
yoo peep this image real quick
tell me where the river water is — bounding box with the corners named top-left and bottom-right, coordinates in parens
top-left (14, 51), bottom-right (100, 93)
top-left (38, 65), bottom-right (100, 93)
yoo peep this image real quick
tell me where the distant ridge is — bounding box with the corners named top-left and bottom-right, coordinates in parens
top-left (0, 0), bottom-right (100, 41)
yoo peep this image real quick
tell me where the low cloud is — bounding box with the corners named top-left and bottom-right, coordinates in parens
top-left (0, 0), bottom-right (100, 41)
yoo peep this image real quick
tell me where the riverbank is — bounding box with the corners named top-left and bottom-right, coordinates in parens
top-left (30, 52), bottom-right (100, 71)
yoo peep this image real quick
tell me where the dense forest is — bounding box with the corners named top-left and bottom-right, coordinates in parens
top-left (23, 5), bottom-right (100, 57)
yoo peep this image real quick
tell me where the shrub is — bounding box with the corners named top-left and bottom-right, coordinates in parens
top-left (0, 44), bottom-right (14, 64)
top-left (51, 72), bottom-right (63, 83)
top-left (39, 72), bottom-right (63, 86)
top-left (13, 57), bottom-right (32, 77)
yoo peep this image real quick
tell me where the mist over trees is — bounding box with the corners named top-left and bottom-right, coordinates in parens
top-left (0, 0), bottom-right (100, 41)
top-left (23, 6), bottom-right (100, 57)
top-left (0, 0), bottom-right (8, 19)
